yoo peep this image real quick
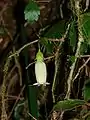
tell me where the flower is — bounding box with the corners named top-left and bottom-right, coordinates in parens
top-left (35, 61), bottom-right (47, 85)
top-left (34, 49), bottom-right (49, 86)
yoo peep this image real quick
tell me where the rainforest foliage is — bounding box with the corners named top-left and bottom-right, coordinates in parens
top-left (1, 0), bottom-right (90, 120)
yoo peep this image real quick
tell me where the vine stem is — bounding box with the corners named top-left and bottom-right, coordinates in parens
top-left (52, 24), bottom-right (70, 103)
top-left (1, 55), bottom-right (11, 120)
top-left (65, 0), bottom-right (84, 99)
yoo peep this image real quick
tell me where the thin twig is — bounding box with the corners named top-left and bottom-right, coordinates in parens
top-left (26, 61), bottom-right (35, 69)
top-left (48, 38), bottom-right (65, 42)
top-left (44, 55), bottom-right (55, 61)
top-left (82, 111), bottom-right (90, 119)
top-left (52, 23), bottom-right (70, 103)
top-left (13, 47), bottom-right (22, 86)
top-left (5, 95), bottom-right (24, 100)
top-left (6, 65), bottom-right (16, 80)
top-left (26, 55), bottom-right (55, 69)
top-left (0, 4), bottom-right (8, 17)
top-left (1, 16), bottom-right (23, 86)
top-left (78, 55), bottom-right (90, 58)
top-left (9, 39), bottom-right (39, 58)
top-left (72, 57), bottom-right (90, 82)
top-left (60, 111), bottom-right (64, 120)
top-left (36, 0), bottom-right (51, 3)
top-left (84, 0), bottom-right (90, 11)
top-left (65, 1), bottom-right (83, 99)
top-left (28, 112), bottom-right (37, 120)
top-left (8, 34), bottom-right (68, 59)
top-left (7, 85), bottom-right (25, 120)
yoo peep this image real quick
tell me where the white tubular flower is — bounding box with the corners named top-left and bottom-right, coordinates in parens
top-left (34, 49), bottom-right (49, 86)
top-left (35, 61), bottom-right (47, 85)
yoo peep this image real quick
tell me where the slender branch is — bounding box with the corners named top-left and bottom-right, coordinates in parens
top-left (65, 1), bottom-right (84, 99)
top-left (82, 111), bottom-right (90, 119)
top-left (0, 4), bottom-right (8, 17)
top-left (13, 47), bottom-right (22, 86)
top-left (26, 61), bottom-right (35, 69)
top-left (36, 0), bottom-right (51, 3)
top-left (78, 55), bottom-right (90, 58)
top-left (60, 111), bottom-right (64, 120)
top-left (1, 16), bottom-right (23, 86)
top-left (1, 55), bottom-right (11, 120)
top-left (72, 57), bottom-right (90, 82)
top-left (7, 85), bottom-right (25, 120)
top-left (26, 55), bottom-right (55, 69)
top-left (52, 23), bottom-right (70, 103)
top-left (84, 0), bottom-right (90, 11)
top-left (28, 112), bottom-right (37, 120)
top-left (9, 39), bottom-right (39, 58)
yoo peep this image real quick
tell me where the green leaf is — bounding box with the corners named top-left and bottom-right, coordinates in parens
top-left (83, 79), bottom-right (90, 101)
top-left (44, 20), bottom-right (66, 39)
top-left (81, 12), bottom-right (90, 45)
top-left (40, 37), bottom-right (53, 54)
top-left (69, 20), bottom-right (77, 52)
top-left (13, 100), bottom-right (25, 120)
top-left (86, 115), bottom-right (90, 120)
top-left (40, 21), bottom-right (66, 54)
top-left (24, 0), bottom-right (40, 24)
top-left (80, 41), bottom-right (88, 55)
top-left (53, 99), bottom-right (85, 111)
top-left (0, 26), bottom-right (6, 36)
top-left (69, 56), bottom-right (76, 64)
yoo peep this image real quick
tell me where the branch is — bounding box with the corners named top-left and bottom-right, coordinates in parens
top-left (9, 39), bottom-right (38, 58)
top-left (26, 55), bottom-right (55, 69)
top-left (65, 1), bottom-right (84, 99)
top-left (1, 16), bottom-right (23, 86)
top-left (52, 23), bottom-right (70, 102)
top-left (0, 4), bottom-right (8, 17)
top-left (28, 112), bottom-right (37, 120)
top-left (7, 85), bottom-right (25, 120)
top-left (72, 57), bottom-right (90, 82)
